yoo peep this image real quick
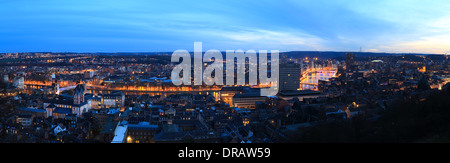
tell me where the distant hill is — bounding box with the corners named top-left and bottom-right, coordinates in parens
top-left (1, 51), bottom-right (442, 59)
top-left (280, 51), bottom-right (435, 59)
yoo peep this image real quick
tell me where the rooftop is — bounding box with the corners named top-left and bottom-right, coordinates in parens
top-left (18, 107), bottom-right (46, 113)
top-left (111, 122), bottom-right (128, 143)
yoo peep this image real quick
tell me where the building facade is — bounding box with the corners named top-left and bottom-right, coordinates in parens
top-left (279, 63), bottom-right (301, 92)
top-left (44, 84), bottom-right (91, 118)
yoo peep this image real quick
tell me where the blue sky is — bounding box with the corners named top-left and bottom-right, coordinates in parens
top-left (1, 0), bottom-right (450, 54)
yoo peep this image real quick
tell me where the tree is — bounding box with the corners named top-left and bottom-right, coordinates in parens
top-left (417, 77), bottom-right (430, 90)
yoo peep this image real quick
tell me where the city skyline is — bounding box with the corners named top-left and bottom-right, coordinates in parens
top-left (1, 0), bottom-right (450, 54)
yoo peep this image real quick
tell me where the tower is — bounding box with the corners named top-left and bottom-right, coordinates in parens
top-left (73, 84), bottom-right (86, 105)
top-left (52, 83), bottom-right (60, 95)
top-left (279, 63), bottom-right (301, 92)
top-left (346, 53), bottom-right (355, 72)
top-left (74, 88), bottom-right (80, 105)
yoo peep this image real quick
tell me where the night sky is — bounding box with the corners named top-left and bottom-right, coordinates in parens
top-left (1, 0), bottom-right (449, 54)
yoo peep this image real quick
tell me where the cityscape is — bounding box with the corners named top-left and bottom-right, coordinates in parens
top-left (1, 0), bottom-right (450, 146)
top-left (1, 51), bottom-right (449, 143)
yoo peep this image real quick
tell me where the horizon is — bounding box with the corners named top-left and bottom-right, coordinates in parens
top-left (1, 50), bottom-right (447, 55)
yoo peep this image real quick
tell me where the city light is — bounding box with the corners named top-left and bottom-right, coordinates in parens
top-left (0, 0), bottom-right (450, 151)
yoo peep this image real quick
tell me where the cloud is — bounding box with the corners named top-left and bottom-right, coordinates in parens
top-left (1, 0), bottom-right (450, 53)
top-left (343, 0), bottom-right (450, 53)
top-left (378, 34), bottom-right (450, 54)
top-left (366, 49), bottom-right (380, 52)
top-left (214, 28), bottom-right (323, 45)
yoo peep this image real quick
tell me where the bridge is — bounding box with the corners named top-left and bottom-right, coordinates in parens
top-left (299, 67), bottom-right (337, 89)
top-left (300, 82), bottom-right (319, 86)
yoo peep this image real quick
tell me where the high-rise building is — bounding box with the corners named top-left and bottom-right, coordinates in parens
top-left (346, 53), bottom-right (355, 72)
top-left (12, 76), bottom-right (24, 89)
top-left (279, 63), bottom-right (301, 92)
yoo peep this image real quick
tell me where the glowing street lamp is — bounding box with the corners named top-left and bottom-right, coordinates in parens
top-left (127, 136), bottom-right (132, 143)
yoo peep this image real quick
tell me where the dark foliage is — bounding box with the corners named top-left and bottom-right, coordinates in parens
top-left (286, 87), bottom-right (450, 143)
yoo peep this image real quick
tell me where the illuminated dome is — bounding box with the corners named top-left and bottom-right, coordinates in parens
top-left (371, 60), bottom-right (384, 63)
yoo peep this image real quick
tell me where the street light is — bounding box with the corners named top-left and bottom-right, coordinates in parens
top-left (127, 136), bottom-right (132, 143)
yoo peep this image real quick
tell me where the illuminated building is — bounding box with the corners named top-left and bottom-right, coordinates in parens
top-left (125, 122), bottom-right (159, 143)
top-left (43, 84), bottom-right (91, 118)
top-left (279, 63), bottom-right (301, 92)
top-left (101, 91), bottom-right (126, 108)
top-left (419, 66), bottom-right (426, 73)
top-left (220, 86), bottom-right (250, 106)
top-left (232, 92), bottom-right (267, 109)
top-left (12, 76), bottom-right (24, 89)
top-left (276, 90), bottom-right (326, 101)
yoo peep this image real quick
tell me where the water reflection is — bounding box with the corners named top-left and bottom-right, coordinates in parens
top-left (300, 71), bottom-right (336, 90)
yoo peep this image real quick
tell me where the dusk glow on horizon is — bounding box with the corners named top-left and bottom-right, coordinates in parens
top-left (2, 0), bottom-right (450, 148)
top-left (1, 0), bottom-right (450, 54)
